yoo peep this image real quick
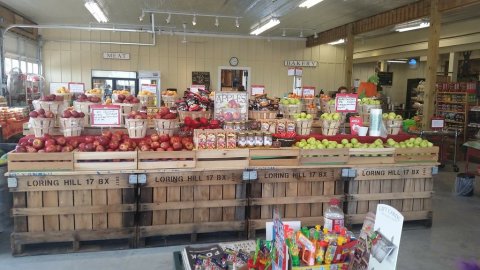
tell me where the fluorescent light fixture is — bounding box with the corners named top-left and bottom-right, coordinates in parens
top-left (395, 20), bottom-right (430, 32)
top-left (166, 13), bottom-right (171, 24)
top-left (387, 60), bottom-right (407, 63)
top-left (215, 17), bottom-right (219, 27)
top-left (328, 38), bottom-right (344, 45)
top-left (192, 15), bottom-right (197, 26)
top-left (84, 0), bottom-right (108, 23)
top-left (282, 29), bottom-right (286, 37)
top-left (250, 18), bottom-right (280, 35)
top-left (299, 0), bottom-right (325, 8)
top-left (236, 17), bottom-right (240, 28)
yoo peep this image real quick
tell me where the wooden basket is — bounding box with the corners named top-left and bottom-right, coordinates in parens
top-left (59, 117), bottom-right (85, 137)
top-left (124, 119), bottom-right (148, 138)
top-left (248, 110), bottom-right (278, 120)
top-left (162, 95), bottom-right (177, 108)
top-left (384, 119), bottom-right (403, 135)
top-left (321, 119), bottom-right (341, 136)
top-left (154, 119), bottom-right (178, 136)
top-left (279, 104), bottom-right (302, 119)
top-left (33, 100), bottom-right (63, 114)
top-left (178, 110), bottom-right (211, 121)
top-left (30, 118), bottom-right (54, 137)
top-left (138, 95), bottom-right (155, 107)
top-left (295, 119), bottom-right (313, 135)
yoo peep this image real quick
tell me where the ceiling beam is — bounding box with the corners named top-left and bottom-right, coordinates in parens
top-left (306, 0), bottom-right (480, 47)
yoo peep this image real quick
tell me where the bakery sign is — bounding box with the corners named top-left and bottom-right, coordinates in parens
top-left (103, 52), bottom-right (130, 60)
top-left (284, 60), bottom-right (318, 67)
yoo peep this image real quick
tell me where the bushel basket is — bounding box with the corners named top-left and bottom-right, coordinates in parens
top-left (125, 119), bottom-right (148, 138)
top-left (154, 119), bottom-right (178, 136)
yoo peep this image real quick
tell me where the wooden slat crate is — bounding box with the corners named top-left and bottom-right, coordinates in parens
top-left (73, 151), bottom-right (138, 171)
top-left (137, 170), bottom-right (247, 245)
top-left (8, 151), bottom-right (74, 172)
top-left (348, 148), bottom-right (395, 164)
top-left (299, 148), bottom-right (349, 165)
top-left (345, 166), bottom-right (434, 226)
top-left (9, 173), bottom-right (136, 255)
top-left (195, 149), bottom-right (250, 169)
top-left (248, 168), bottom-right (343, 238)
top-left (249, 148), bottom-right (300, 167)
top-left (137, 150), bottom-right (196, 170)
top-left (394, 146), bottom-right (439, 163)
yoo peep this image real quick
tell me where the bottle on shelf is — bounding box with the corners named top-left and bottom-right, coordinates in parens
top-left (323, 198), bottom-right (344, 231)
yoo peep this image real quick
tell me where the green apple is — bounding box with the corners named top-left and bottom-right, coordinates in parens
top-left (341, 139), bottom-right (349, 145)
top-left (409, 138), bottom-right (416, 143)
top-left (395, 115), bottom-right (403, 120)
top-left (327, 144), bottom-right (335, 149)
top-left (299, 142), bottom-right (307, 148)
top-left (387, 115), bottom-right (395, 120)
top-left (374, 100), bottom-right (381, 105)
top-left (317, 144), bottom-right (325, 149)
top-left (369, 144), bottom-right (377, 148)
top-left (306, 114), bottom-right (312, 120)
top-left (332, 113), bottom-right (341, 120)
top-left (394, 143), bottom-right (400, 148)
top-left (324, 115), bottom-right (333, 121)
top-left (382, 113), bottom-right (388, 119)
top-left (350, 138), bottom-right (359, 145)
top-left (406, 142), bottom-right (414, 148)
top-left (387, 139), bottom-right (396, 147)
top-left (295, 142), bottom-right (300, 147)
top-left (345, 143), bottom-right (353, 148)
top-left (427, 142), bottom-right (433, 147)
top-left (330, 141), bottom-right (338, 146)
top-left (300, 139), bottom-right (306, 143)
top-left (321, 139), bottom-right (329, 145)
top-left (336, 144), bottom-right (344, 148)
top-left (388, 112), bottom-right (396, 118)
top-left (374, 139), bottom-right (383, 146)
top-left (420, 141), bottom-right (428, 147)
top-left (307, 137), bottom-right (316, 144)
top-left (300, 112), bottom-right (307, 118)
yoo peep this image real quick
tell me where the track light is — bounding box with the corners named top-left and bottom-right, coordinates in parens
top-left (314, 32), bottom-right (318, 38)
top-left (282, 29), bottom-right (286, 37)
top-left (192, 15), bottom-right (197, 26)
top-left (166, 13), bottom-right (171, 24)
top-left (215, 17), bottom-right (219, 27)
top-left (299, 30), bottom-right (304, 38)
top-left (235, 17), bottom-right (240, 28)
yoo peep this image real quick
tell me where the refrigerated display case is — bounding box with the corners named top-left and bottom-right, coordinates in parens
top-left (138, 70), bottom-right (161, 106)
top-left (91, 70), bottom-right (138, 99)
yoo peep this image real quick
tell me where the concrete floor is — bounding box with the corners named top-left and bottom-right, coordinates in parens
top-left (0, 163), bottom-right (479, 270)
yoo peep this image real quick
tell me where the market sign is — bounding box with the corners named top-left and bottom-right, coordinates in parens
top-left (103, 52), bottom-right (130, 60)
top-left (284, 60), bottom-right (318, 67)
top-left (90, 105), bottom-right (121, 127)
top-left (335, 93), bottom-right (358, 112)
top-left (251, 85), bottom-right (265, 95)
top-left (214, 92), bottom-right (248, 121)
top-left (68, 82), bottom-right (85, 93)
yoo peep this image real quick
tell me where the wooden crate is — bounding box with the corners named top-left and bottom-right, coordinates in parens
top-left (73, 151), bottom-right (138, 171)
top-left (137, 170), bottom-right (247, 245)
top-left (345, 166), bottom-right (434, 226)
top-left (248, 168), bottom-right (343, 238)
top-left (9, 173), bottom-right (136, 255)
top-left (196, 149), bottom-right (250, 169)
top-left (299, 148), bottom-right (349, 165)
top-left (394, 147), bottom-right (439, 163)
top-left (348, 148), bottom-right (395, 165)
top-left (137, 150), bottom-right (196, 170)
top-left (249, 148), bottom-right (299, 167)
top-left (8, 151), bottom-right (74, 172)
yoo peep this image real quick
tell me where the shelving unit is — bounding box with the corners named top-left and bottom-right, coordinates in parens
top-left (435, 82), bottom-right (478, 141)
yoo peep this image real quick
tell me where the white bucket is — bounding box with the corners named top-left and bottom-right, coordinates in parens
top-left (358, 126), bottom-right (369, 136)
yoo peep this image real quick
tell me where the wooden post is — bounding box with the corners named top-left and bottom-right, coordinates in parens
top-left (344, 23), bottom-right (354, 88)
top-left (422, 0), bottom-right (441, 129)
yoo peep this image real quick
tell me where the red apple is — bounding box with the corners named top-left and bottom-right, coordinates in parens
top-left (38, 108), bottom-right (45, 115)
top-left (140, 144), bottom-right (151, 151)
top-left (159, 134), bottom-right (170, 143)
top-left (85, 143), bottom-right (95, 152)
top-left (27, 137), bottom-right (36, 145)
top-left (156, 147), bottom-right (165, 152)
top-left (119, 143), bottom-right (129, 151)
top-left (181, 137), bottom-right (192, 145)
top-left (102, 130), bottom-right (112, 139)
top-left (69, 139), bottom-right (79, 148)
top-left (96, 145), bottom-right (105, 152)
top-left (15, 146), bottom-right (27, 152)
top-left (71, 110), bottom-right (80, 118)
top-left (62, 110), bottom-right (72, 118)
top-left (172, 142), bottom-right (183, 151)
top-left (29, 111), bottom-right (39, 118)
top-left (26, 146), bottom-right (37, 153)
top-left (62, 145), bottom-right (74, 152)
top-left (98, 136), bottom-right (110, 146)
top-left (170, 136), bottom-right (181, 145)
top-left (85, 136), bottom-right (95, 143)
top-left (45, 139), bottom-right (56, 147)
top-left (167, 147), bottom-right (174, 151)
top-left (151, 141), bottom-right (160, 150)
top-left (108, 141), bottom-right (119, 150)
top-left (160, 141), bottom-right (170, 150)
top-left (78, 143), bottom-right (86, 151)
top-left (45, 145), bottom-right (57, 153)
top-left (184, 141), bottom-right (194, 151)
top-left (55, 136), bottom-right (67, 146)
top-left (45, 111), bottom-right (54, 118)
top-left (56, 145), bottom-right (62, 152)
top-left (150, 133), bottom-right (160, 142)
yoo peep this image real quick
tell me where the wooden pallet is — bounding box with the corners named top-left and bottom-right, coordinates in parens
top-left (137, 170), bottom-right (247, 246)
top-left (9, 173), bottom-right (137, 255)
top-left (73, 151), bottom-right (138, 171)
top-left (248, 168), bottom-right (343, 238)
top-left (345, 166), bottom-right (434, 226)
top-left (8, 151), bottom-right (74, 172)
top-left (195, 149), bottom-right (250, 169)
top-left (348, 148), bottom-right (395, 165)
top-left (249, 148), bottom-right (299, 167)
top-left (394, 146), bottom-right (439, 163)
top-left (299, 148), bottom-right (349, 165)
top-left (137, 150), bottom-right (196, 170)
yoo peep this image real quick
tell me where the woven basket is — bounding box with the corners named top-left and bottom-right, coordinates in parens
top-left (154, 119), bottom-right (178, 136)
top-left (30, 118), bottom-right (54, 137)
top-left (162, 95), bottom-right (177, 108)
top-left (138, 95), bottom-right (156, 107)
top-left (384, 119), bottom-right (402, 135)
top-left (321, 119), bottom-right (341, 136)
top-left (296, 119), bottom-right (313, 135)
top-left (248, 110), bottom-right (278, 120)
top-left (178, 110), bottom-right (211, 121)
top-left (59, 117), bottom-right (85, 137)
top-left (125, 119), bottom-right (148, 138)
top-left (33, 100), bottom-right (63, 114)
top-left (279, 104), bottom-right (302, 119)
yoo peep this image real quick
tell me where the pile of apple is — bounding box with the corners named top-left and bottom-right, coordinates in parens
top-left (61, 109), bottom-right (85, 119)
top-left (280, 98), bottom-right (301, 106)
top-left (76, 94), bottom-right (101, 103)
top-left (138, 133), bottom-right (194, 152)
top-left (15, 135), bottom-right (74, 153)
top-left (320, 112), bottom-right (342, 121)
top-left (293, 112), bottom-right (313, 120)
top-left (296, 137), bottom-right (385, 149)
top-left (182, 116), bottom-right (221, 131)
top-left (39, 94), bottom-right (63, 102)
top-left (29, 109), bottom-right (55, 119)
top-left (126, 111), bottom-right (148, 120)
top-left (153, 107), bottom-right (177, 120)
top-left (386, 137), bottom-right (433, 148)
top-left (358, 98), bottom-right (381, 105)
top-left (382, 112), bottom-right (403, 121)
top-left (115, 94), bottom-right (140, 104)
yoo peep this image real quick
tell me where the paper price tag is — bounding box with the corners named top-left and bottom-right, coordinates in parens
top-left (140, 84), bottom-right (157, 94)
top-left (302, 86), bottom-right (315, 98)
top-left (336, 93), bottom-right (358, 112)
top-left (68, 82), bottom-right (85, 93)
top-left (90, 105), bottom-right (121, 127)
top-left (251, 85), bottom-right (265, 95)
top-left (190, 84), bottom-right (205, 94)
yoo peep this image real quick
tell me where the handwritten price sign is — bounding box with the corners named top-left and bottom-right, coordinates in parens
top-left (335, 93), bottom-right (358, 112)
top-left (90, 105), bottom-right (121, 127)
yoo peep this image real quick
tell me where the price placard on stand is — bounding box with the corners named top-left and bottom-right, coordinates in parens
top-left (287, 67), bottom-right (303, 76)
top-left (251, 85), bottom-right (265, 95)
top-left (190, 85), bottom-right (205, 94)
top-left (90, 105), bottom-right (121, 127)
top-left (68, 82), bottom-right (85, 93)
top-left (140, 84), bottom-right (157, 94)
top-left (302, 86), bottom-right (315, 98)
top-left (335, 93), bottom-right (358, 112)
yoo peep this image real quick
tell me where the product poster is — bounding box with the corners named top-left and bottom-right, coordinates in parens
top-left (350, 117), bottom-right (364, 135)
top-left (214, 92), bottom-right (248, 121)
top-left (272, 208), bottom-right (288, 270)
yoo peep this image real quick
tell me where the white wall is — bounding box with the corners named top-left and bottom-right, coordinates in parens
top-left (41, 29), bottom-right (347, 97)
